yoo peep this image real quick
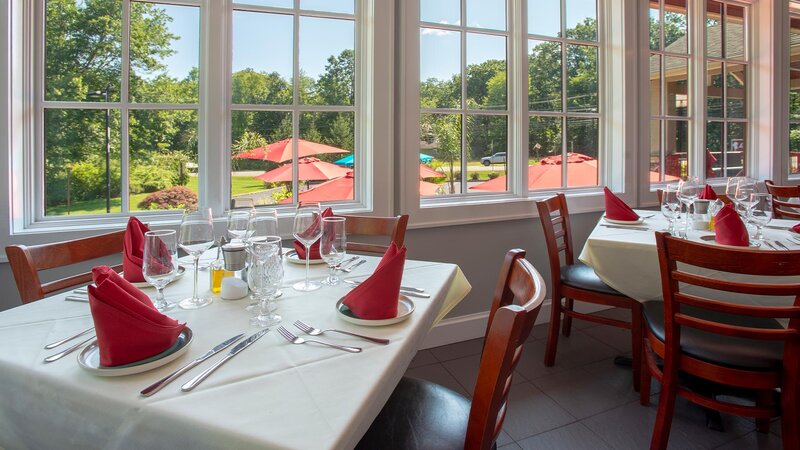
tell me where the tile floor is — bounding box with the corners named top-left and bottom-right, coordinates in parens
top-left (405, 308), bottom-right (784, 450)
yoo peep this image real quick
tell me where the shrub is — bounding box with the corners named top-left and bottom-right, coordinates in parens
top-left (487, 172), bottom-right (500, 180)
top-left (137, 186), bottom-right (198, 210)
top-left (129, 164), bottom-right (175, 194)
top-left (470, 172), bottom-right (479, 181)
top-left (66, 158), bottom-right (122, 202)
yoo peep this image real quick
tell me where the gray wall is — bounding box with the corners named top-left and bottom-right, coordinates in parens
top-left (0, 211), bottom-right (604, 316)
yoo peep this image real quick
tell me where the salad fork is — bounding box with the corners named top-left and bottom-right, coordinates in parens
top-left (293, 320), bottom-right (389, 345)
top-left (276, 326), bottom-right (362, 353)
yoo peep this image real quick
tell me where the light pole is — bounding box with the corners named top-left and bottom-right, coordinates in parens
top-left (89, 83), bottom-right (112, 213)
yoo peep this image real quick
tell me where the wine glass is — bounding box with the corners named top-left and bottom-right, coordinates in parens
top-left (320, 217), bottom-right (347, 286)
top-left (246, 208), bottom-right (279, 243)
top-left (734, 178), bottom-right (757, 219)
top-left (677, 177), bottom-right (698, 238)
top-left (748, 193), bottom-right (772, 244)
top-left (143, 230), bottom-right (177, 312)
top-left (248, 240), bottom-right (283, 328)
top-left (178, 208), bottom-right (215, 309)
top-left (660, 184), bottom-right (681, 234)
top-left (725, 176), bottom-right (743, 207)
top-left (227, 210), bottom-right (251, 243)
top-left (292, 202), bottom-right (323, 292)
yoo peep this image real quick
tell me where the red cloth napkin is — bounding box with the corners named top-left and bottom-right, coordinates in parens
top-left (123, 217), bottom-right (151, 283)
top-left (714, 204), bottom-right (749, 246)
top-left (342, 243), bottom-right (407, 320)
top-left (88, 266), bottom-right (185, 366)
top-left (294, 207), bottom-right (334, 260)
top-left (792, 223), bottom-right (800, 234)
top-left (603, 187), bottom-right (639, 221)
top-left (699, 184), bottom-right (718, 200)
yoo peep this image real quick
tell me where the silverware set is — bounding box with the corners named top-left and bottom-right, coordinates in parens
top-left (338, 259), bottom-right (366, 273)
top-left (277, 326), bottom-right (362, 353)
top-left (293, 320), bottom-right (389, 345)
top-left (43, 326), bottom-right (96, 363)
top-left (342, 279), bottom-right (430, 298)
top-left (181, 329), bottom-right (268, 392)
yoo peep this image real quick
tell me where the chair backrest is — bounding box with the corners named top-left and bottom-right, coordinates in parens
top-left (655, 232), bottom-right (800, 362)
top-left (465, 249), bottom-right (546, 450)
top-left (765, 180), bottom-right (800, 219)
top-left (536, 193), bottom-right (575, 287)
top-left (336, 214), bottom-right (409, 255)
top-left (5, 230), bottom-right (125, 304)
top-left (656, 188), bottom-right (731, 205)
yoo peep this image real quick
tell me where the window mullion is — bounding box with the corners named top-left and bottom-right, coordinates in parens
top-left (121, 1), bottom-right (131, 213)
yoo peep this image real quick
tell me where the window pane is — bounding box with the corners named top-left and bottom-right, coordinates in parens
top-left (706, 61), bottom-right (723, 118)
top-left (726, 63), bottom-right (747, 118)
top-left (791, 20), bottom-right (800, 70)
top-left (529, 40), bottom-right (562, 112)
top-left (565, 117), bottom-right (598, 187)
top-left (706, 1), bottom-right (722, 58)
top-left (130, 3), bottom-right (199, 104)
top-left (790, 123), bottom-right (800, 175)
top-left (235, 0), bottom-right (292, 7)
top-left (529, 116), bottom-right (563, 190)
top-left (300, 17), bottom-right (355, 106)
top-left (296, 112), bottom-right (356, 203)
top-left (664, 0), bottom-right (687, 53)
top-left (129, 110), bottom-right (198, 211)
top-left (421, 114), bottom-right (462, 195)
top-left (230, 111), bottom-right (292, 207)
top-left (567, 44), bottom-right (598, 113)
top-left (420, 29), bottom-right (461, 109)
top-left (301, 0), bottom-right (354, 15)
top-left (707, 120), bottom-right (723, 178)
top-left (45, 0), bottom-right (121, 102)
top-left (44, 109), bottom-right (121, 216)
top-left (421, 0), bottom-right (460, 25)
top-left (467, 0), bottom-right (505, 31)
top-left (649, 120), bottom-right (662, 183)
top-left (726, 5), bottom-right (746, 60)
top-left (232, 12), bottom-right (293, 105)
top-left (792, 71), bottom-right (800, 120)
top-left (467, 33), bottom-right (506, 110)
top-left (467, 115), bottom-right (507, 190)
top-left (529, 0), bottom-right (561, 37)
top-left (565, 0), bottom-right (597, 41)
top-left (649, 3), bottom-right (660, 51)
top-left (650, 54), bottom-right (661, 116)
top-left (726, 122), bottom-right (746, 178)
top-left (664, 56), bottom-right (688, 116)
top-left (665, 120), bottom-right (689, 179)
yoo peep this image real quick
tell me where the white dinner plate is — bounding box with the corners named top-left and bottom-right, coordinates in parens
top-left (699, 235), bottom-right (761, 249)
top-left (789, 229), bottom-right (800, 240)
top-left (178, 254), bottom-right (216, 268)
top-left (285, 250), bottom-right (326, 265)
top-left (335, 296), bottom-right (415, 327)
top-left (77, 327), bottom-right (193, 377)
top-left (124, 266), bottom-right (186, 289)
top-left (603, 215), bottom-right (645, 225)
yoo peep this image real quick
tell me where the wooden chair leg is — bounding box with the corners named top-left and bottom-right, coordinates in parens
top-left (650, 368), bottom-right (679, 450)
top-left (544, 296), bottom-right (563, 367)
top-left (631, 301), bottom-right (643, 392)
top-left (755, 390), bottom-right (772, 433)
top-left (781, 377), bottom-right (800, 450)
top-left (561, 298), bottom-right (574, 337)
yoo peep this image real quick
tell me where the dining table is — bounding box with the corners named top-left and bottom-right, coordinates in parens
top-left (0, 250), bottom-right (471, 450)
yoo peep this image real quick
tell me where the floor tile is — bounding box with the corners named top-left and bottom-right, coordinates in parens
top-left (527, 323), bottom-right (550, 341)
top-left (429, 337), bottom-right (484, 362)
top-left (581, 323), bottom-right (633, 353)
top-left (517, 422), bottom-right (613, 450)
top-left (714, 431), bottom-right (783, 450)
top-left (495, 429), bottom-right (513, 447)
top-left (501, 382), bottom-right (576, 441)
top-left (404, 363), bottom-right (470, 397)
top-left (441, 353), bottom-right (526, 396)
top-left (498, 443), bottom-right (522, 450)
top-left (407, 349), bottom-right (438, 369)
top-left (515, 330), bottom-right (619, 381)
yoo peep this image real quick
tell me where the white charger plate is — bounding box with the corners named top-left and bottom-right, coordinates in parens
top-left (77, 327), bottom-right (193, 376)
top-left (603, 215), bottom-right (644, 225)
top-left (335, 296), bottom-right (415, 327)
top-left (699, 235), bottom-right (761, 249)
top-left (124, 266), bottom-right (186, 289)
top-left (285, 250), bottom-right (326, 265)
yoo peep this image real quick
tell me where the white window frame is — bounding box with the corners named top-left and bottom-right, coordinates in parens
top-left (787, 2), bottom-right (800, 180)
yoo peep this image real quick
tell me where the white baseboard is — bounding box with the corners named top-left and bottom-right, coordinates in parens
top-left (421, 300), bottom-right (612, 350)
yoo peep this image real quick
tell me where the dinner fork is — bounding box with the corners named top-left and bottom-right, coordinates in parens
top-left (339, 259), bottom-right (366, 273)
top-left (276, 326), bottom-right (362, 353)
top-left (293, 320), bottom-right (389, 345)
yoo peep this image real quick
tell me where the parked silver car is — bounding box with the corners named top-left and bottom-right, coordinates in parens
top-left (481, 152), bottom-right (506, 166)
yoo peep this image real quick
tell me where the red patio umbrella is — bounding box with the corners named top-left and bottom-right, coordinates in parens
top-left (279, 172), bottom-right (441, 203)
top-left (419, 164), bottom-right (445, 179)
top-left (233, 138), bottom-right (349, 163)
top-left (254, 157), bottom-right (351, 183)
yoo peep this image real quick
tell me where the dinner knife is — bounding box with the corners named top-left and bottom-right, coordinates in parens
top-left (181, 329), bottom-right (269, 392)
top-left (600, 224), bottom-right (650, 231)
top-left (140, 333), bottom-right (246, 397)
top-left (774, 240), bottom-right (791, 251)
top-left (343, 280), bottom-right (431, 298)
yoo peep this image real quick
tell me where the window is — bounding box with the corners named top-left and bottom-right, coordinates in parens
top-left (789, 6), bottom-right (800, 176)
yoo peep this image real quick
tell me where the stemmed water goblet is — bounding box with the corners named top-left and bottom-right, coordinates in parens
top-left (748, 193), bottom-right (772, 245)
top-left (248, 240), bottom-right (283, 328)
top-left (734, 178), bottom-right (757, 219)
top-left (320, 217), bottom-right (347, 286)
top-left (227, 210), bottom-right (251, 243)
top-left (178, 208), bottom-right (215, 309)
top-left (293, 203), bottom-right (323, 292)
top-left (661, 184), bottom-right (681, 235)
top-left (677, 177), bottom-right (698, 238)
top-left (246, 209), bottom-right (279, 243)
top-left (143, 230), bottom-right (178, 312)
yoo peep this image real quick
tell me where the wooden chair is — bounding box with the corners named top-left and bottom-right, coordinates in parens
top-left (337, 214), bottom-right (409, 255)
top-left (641, 232), bottom-right (800, 450)
top-left (536, 193), bottom-right (643, 390)
top-left (356, 249), bottom-right (546, 450)
top-left (5, 230), bottom-right (125, 304)
top-left (656, 188), bottom-right (731, 205)
top-left (765, 180), bottom-right (800, 219)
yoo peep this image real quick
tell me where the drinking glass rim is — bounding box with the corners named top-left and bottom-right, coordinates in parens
top-left (145, 229), bottom-right (176, 237)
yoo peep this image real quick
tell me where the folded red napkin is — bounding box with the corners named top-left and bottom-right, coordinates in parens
top-left (88, 266), bottom-right (185, 366)
top-left (793, 223), bottom-right (800, 234)
top-left (294, 207), bottom-right (334, 259)
top-left (342, 243), bottom-right (407, 320)
top-left (603, 187), bottom-right (639, 221)
top-left (123, 217), bottom-right (151, 283)
top-left (714, 204), bottom-right (749, 246)
top-left (699, 184), bottom-right (718, 200)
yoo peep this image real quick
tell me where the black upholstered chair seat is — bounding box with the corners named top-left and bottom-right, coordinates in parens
top-left (356, 376), bottom-right (490, 450)
top-left (560, 262), bottom-right (623, 296)
top-left (643, 301), bottom-right (785, 371)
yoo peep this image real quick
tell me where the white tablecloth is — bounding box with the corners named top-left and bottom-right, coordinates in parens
top-left (579, 211), bottom-right (800, 306)
top-left (0, 252), bottom-right (471, 450)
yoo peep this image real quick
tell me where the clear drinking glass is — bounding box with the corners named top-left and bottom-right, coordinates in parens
top-left (246, 208), bottom-right (279, 243)
top-left (245, 235), bottom-right (283, 313)
top-left (249, 240), bottom-right (283, 328)
top-left (293, 202), bottom-right (323, 292)
top-left (734, 178), bottom-right (757, 219)
top-left (227, 210), bottom-right (251, 242)
top-left (677, 177), bottom-right (698, 238)
top-left (320, 217), bottom-right (347, 286)
top-left (661, 184), bottom-right (681, 234)
top-left (143, 230), bottom-right (178, 312)
top-left (178, 208), bottom-right (215, 309)
top-left (748, 193), bottom-right (772, 244)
